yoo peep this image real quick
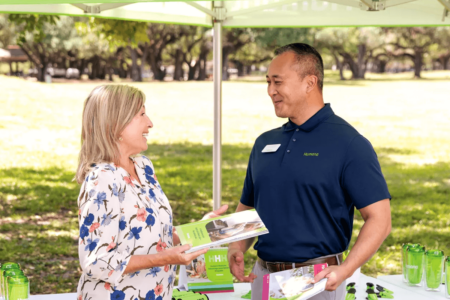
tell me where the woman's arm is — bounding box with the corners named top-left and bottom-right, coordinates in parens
top-left (123, 244), bottom-right (208, 275)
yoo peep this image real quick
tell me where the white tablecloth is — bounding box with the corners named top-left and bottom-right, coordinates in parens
top-left (378, 274), bottom-right (448, 300)
top-left (29, 274), bottom-right (446, 299)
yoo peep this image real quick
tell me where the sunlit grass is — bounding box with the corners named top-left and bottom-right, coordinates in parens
top-left (0, 72), bottom-right (449, 294)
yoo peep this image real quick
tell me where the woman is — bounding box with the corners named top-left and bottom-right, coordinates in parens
top-left (75, 85), bottom-right (226, 300)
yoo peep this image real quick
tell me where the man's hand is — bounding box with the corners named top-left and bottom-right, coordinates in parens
top-left (201, 205), bottom-right (228, 220)
top-left (228, 248), bottom-right (257, 283)
top-left (313, 265), bottom-right (350, 291)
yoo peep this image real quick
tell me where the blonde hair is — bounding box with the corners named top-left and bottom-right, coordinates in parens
top-left (75, 85), bottom-right (146, 184)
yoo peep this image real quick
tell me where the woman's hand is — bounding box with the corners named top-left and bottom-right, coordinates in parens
top-left (201, 204), bottom-right (228, 220)
top-left (160, 244), bottom-right (209, 266)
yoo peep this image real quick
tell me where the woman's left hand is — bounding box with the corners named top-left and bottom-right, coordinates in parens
top-left (201, 205), bottom-right (228, 220)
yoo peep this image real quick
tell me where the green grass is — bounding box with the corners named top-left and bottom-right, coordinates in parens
top-left (0, 71), bottom-right (449, 294)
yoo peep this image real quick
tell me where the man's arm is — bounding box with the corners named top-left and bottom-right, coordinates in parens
top-left (314, 199), bottom-right (391, 291)
top-left (227, 202), bottom-right (258, 282)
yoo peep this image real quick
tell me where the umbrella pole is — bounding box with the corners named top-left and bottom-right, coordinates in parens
top-left (213, 1), bottom-right (223, 211)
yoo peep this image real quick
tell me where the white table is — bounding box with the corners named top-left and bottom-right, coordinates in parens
top-left (378, 274), bottom-right (448, 300)
top-left (29, 275), bottom-right (444, 300)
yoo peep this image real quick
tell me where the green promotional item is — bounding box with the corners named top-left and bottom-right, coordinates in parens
top-left (424, 249), bottom-right (444, 291)
top-left (346, 282), bottom-right (356, 291)
top-left (0, 263), bottom-right (20, 298)
top-left (376, 285), bottom-right (393, 295)
top-left (185, 248), bottom-right (234, 293)
top-left (7, 275), bottom-right (29, 300)
top-left (345, 288), bottom-right (356, 300)
top-left (406, 245), bottom-right (425, 286)
top-left (366, 282), bottom-right (375, 291)
top-left (366, 290), bottom-right (378, 300)
top-left (378, 291), bottom-right (394, 299)
top-left (2, 269), bottom-right (23, 300)
top-left (402, 243), bottom-right (420, 283)
top-left (445, 257), bottom-right (450, 298)
top-left (241, 290), bottom-right (252, 299)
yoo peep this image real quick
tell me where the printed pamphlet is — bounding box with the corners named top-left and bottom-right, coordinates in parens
top-left (175, 209), bottom-right (269, 253)
top-left (183, 247), bottom-right (234, 293)
top-left (262, 263), bottom-right (328, 300)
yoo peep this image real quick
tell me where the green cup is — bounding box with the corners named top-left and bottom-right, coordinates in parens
top-left (424, 249), bottom-right (444, 291)
top-left (7, 276), bottom-right (29, 300)
top-left (406, 245), bottom-right (425, 286)
top-left (445, 257), bottom-right (450, 298)
top-left (0, 263), bottom-right (20, 299)
top-left (402, 243), bottom-right (421, 283)
top-left (1, 269), bottom-right (23, 300)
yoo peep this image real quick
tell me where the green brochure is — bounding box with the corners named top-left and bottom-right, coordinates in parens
top-left (184, 248), bottom-right (234, 293)
top-left (175, 209), bottom-right (269, 253)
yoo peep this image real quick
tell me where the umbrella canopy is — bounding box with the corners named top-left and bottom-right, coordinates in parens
top-left (1, 0), bottom-right (449, 209)
top-left (0, 0), bottom-right (449, 27)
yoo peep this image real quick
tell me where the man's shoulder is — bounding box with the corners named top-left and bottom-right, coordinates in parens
top-left (255, 125), bottom-right (284, 143)
top-left (322, 114), bottom-right (360, 137)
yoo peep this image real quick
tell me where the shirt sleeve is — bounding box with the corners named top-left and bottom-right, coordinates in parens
top-left (78, 167), bottom-right (131, 285)
top-left (341, 135), bottom-right (391, 209)
top-left (240, 146), bottom-right (255, 207)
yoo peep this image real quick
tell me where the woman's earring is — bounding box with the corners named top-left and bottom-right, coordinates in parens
top-left (119, 137), bottom-right (123, 141)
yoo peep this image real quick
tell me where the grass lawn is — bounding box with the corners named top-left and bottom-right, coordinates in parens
top-left (0, 71), bottom-right (449, 294)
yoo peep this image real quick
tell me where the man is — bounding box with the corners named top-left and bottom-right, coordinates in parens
top-left (227, 43), bottom-right (391, 300)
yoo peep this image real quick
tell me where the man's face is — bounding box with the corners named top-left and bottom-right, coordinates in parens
top-left (266, 52), bottom-right (307, 119)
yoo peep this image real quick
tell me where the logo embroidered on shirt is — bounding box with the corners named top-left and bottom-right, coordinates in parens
top-left (304, 153), bottom-right (319, 156)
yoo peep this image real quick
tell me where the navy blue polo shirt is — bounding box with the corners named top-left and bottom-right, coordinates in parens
top-left (240, 103), bottom-right (390, 263)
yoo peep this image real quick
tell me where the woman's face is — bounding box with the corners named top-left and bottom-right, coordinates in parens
top-left (120, 106), bottom-right (153, 156)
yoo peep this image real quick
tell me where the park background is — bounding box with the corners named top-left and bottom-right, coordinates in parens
top-left (0, 14), bottom-right (450, 295)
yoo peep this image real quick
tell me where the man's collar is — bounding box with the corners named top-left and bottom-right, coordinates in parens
top-left (283, 103), bottom-right (334, 132)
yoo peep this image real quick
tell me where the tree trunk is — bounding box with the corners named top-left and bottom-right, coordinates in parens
top-left (413, 51), bottom-right (423, 78)
top-left (187, 62), bottom-right (198, 81)
top-left (357, 44), bottom-right (367, 79)
top-left (197, 54), bottom-right (207, 81)
top-left (140, 43), bottom-right (149, 81)
top-left (235, 61), bottom-right (245, 77)
top-left (244, 65), bottom-right (252, 76)
top-left (332, 52), bottom-right (345, 80)
top-left (378, 60), bottom-right (388, 73)
top-left (222, 48), bottom-right (231, 81)
top-left (148, 53), bottom-right (166, 81)
top-left (173, 49), bottom-right (184, 81)
top-left (8, 61), bottom-right (13, 75)
top-left (129, 46), bottom-right (142, 82)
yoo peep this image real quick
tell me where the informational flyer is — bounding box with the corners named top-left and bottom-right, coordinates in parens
top-left (184, 248), bottom-right (234, 293)
top-left (175, 209), bottom-right (269, 253)
top-left (262, 263), bottom-right (328, 300)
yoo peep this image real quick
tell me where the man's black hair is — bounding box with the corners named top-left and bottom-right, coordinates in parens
top-left (274, 43), bottom-right (324, 91)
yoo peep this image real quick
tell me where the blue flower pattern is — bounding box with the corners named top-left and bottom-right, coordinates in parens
top-left (77, 156), bottom-right (174, 300)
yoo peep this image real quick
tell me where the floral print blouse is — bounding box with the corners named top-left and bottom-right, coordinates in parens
top-left (77, 156), bottom-right (175, 300)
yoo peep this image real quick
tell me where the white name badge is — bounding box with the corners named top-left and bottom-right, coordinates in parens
top-left (262, 144), bottom-right (281, 153)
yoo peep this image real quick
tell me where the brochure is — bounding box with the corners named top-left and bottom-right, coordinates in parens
top-left (183, 247), bottom-right (234, 293)
top-left (262, 263), bottom-right (328, 300)
top-left (175, 209), bottom-right (269, 253)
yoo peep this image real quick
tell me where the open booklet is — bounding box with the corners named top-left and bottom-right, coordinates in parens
top-left (181, 247), bottom-right (234, 293)
top-left (262, 263), bottom-right (328, 300)
top-left (175, 209), bottom-right (269, 253)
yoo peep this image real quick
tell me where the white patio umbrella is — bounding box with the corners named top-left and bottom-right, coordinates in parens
top-left (1, 0), bottom-right (449, 209)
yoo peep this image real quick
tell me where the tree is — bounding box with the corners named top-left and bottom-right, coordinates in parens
top-left (316, 27), bottom-right (385, 80)
top-left (221, 28), bottom-right (256, 80)
top-left (434, 27), bottom-right (450, 70)
top-left (8, 14), bottom-right (62, 81)
top-left (385, 27), bottom-right (437, 78)
top-left (0, 14), bottom-right (18, 75)
top-left (89, 18), bottom-right (149, 81)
